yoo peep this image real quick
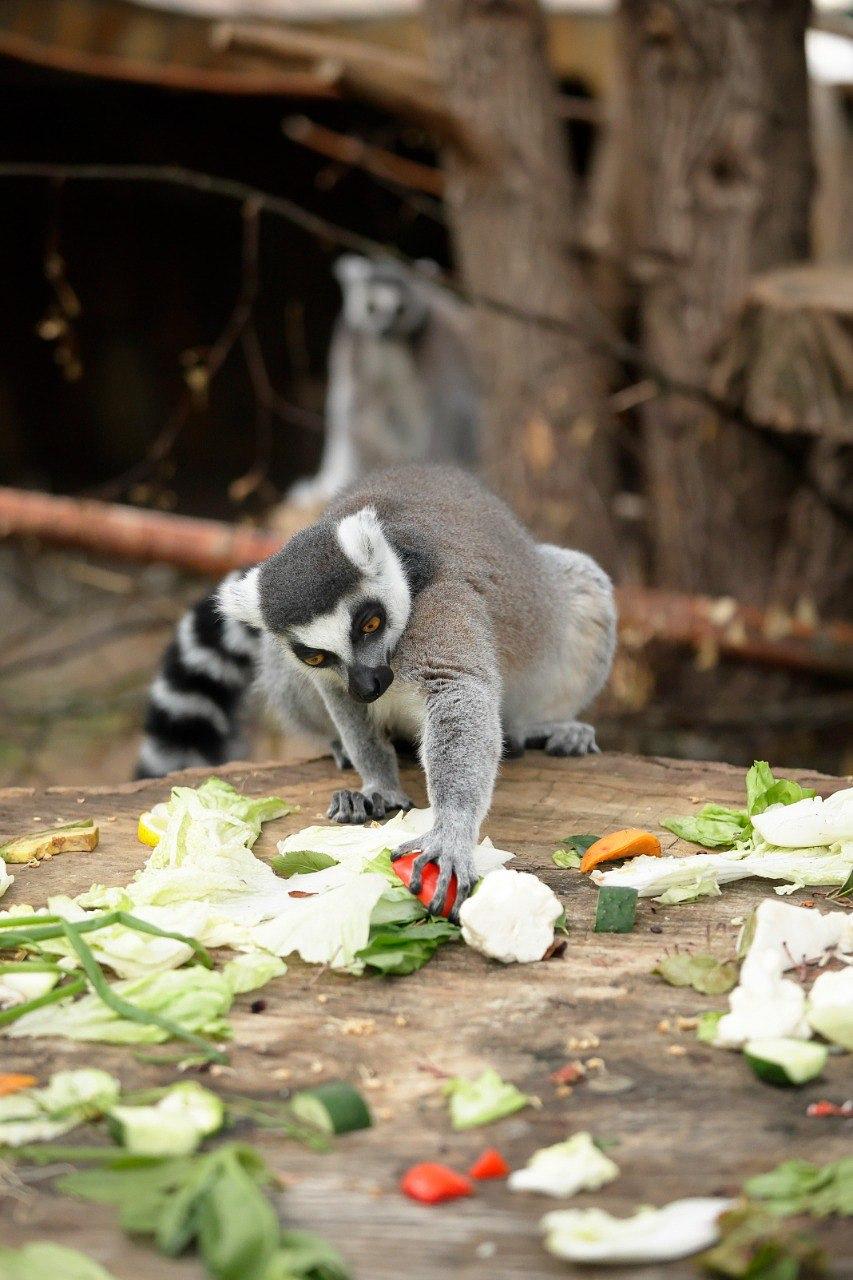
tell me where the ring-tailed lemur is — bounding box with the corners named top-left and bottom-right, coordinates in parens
top-left (137, 466), bottom-right (616, 918)
top-left (287, 256), bottom-right (480, 508)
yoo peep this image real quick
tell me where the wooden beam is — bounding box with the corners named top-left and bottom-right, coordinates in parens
top-left (1, 486), bottom-right (850, 678)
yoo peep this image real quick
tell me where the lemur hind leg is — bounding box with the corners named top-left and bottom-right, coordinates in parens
top-left (512, 544), bottom-right (616, 758)
top-left (525, 721), bottom-right (600, 756)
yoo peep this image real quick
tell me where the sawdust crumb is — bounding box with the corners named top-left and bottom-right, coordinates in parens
top-left (555, 1084), bottom-right (573, 1098)
top-left (566, 1033), bottom-right (600, 1052)
top-left (668, 1044), bottom-right (688, 1057)
top-left (337, 1017), bottom-right (376, 1037)
top-left (585, 1057), bottom-right (605, 1071)
top-left (676, 1016), bottom-right (698, 1032)
top-left (310, 1059), bottom-right (324, 1074)
top-left (316, 994), bottom-right (329, 1004)
top-left (375, 1107), bottom-right (393, 1121)
top-left (394, 1014), bottom-right (408, 1027)
top-left (657, 1019), bottom-right (671, 1034)
top-left (271, 1067), bottom-right (292, 1081)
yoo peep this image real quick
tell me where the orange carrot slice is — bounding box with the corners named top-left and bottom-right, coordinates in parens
top-left (0, 1073), bottom-right (37, 1097)
top-left (579, 828), bottom-right (662, 873)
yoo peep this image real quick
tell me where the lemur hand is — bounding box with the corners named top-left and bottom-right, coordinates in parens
top-left (328, 787), bottom-right (412, 825)
top-left (391, 827), bottom-right (478, 921)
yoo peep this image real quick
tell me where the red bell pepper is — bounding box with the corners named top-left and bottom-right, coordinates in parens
top-left (468, 1147), bottom-right (510, 1180)
top-left (400, 1162), bottom-right (473, 1204)
top-left (393, 852), bottom-right (457, 917)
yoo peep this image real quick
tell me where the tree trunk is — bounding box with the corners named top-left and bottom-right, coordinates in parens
top-left (423, 0), bottom-right (621, 571)
top-left (620, 0), bottom-right (848, 613)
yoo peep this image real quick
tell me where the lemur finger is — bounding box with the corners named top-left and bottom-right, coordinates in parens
top-left (391, 836), bottom-right (425, 862)
top-left (407, 848), bottom-right (437, 896)
top-left (448, 872), bottom-right (477, 924)
top-left (426, 858), bottom-right (454, 915)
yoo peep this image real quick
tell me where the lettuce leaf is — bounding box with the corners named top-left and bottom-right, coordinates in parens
top-left (0, 1243), bottom-right (119, 1280)
top-left (6, 966), bottom-right (233, 1046)
top-left (0, 1069), bottom-right (120, 1147)
top-left (653, 953), bottom-right (738, 995)
top-left (222, 951), bottom-right (287, 995)
top-left (271, 850), bottom-right (337, 878)
top-left (744, 1158), bottom-right (853, 1218)
top-left (444, 1068), bottom-right (531, 1130)
top-left (354, 918), bottom-right (459, 975)
top-left (662, 763), bottom-right (816, 851)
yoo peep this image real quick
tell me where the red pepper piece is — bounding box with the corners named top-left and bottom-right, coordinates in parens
top-left (807, 1099), bottom-right (853, 1118)
top-left (468, 1147), bottom-right (510, 1180)
top-left (393, 852), bottom-right (457, 917)
top-left (400, 1162), bottom-right (473, 1203)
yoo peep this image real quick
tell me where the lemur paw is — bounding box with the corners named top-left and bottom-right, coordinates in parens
top-left (330, 739), bottom-right (352, 771)
top-left (327, 787), bottom-right (412, 824)
top-left (391, 831), bottom-right (478, 921)
top-left (544, 721), bottom-right (600, 757)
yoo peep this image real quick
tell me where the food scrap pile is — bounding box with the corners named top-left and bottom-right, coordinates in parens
top-left (0, 761), bottom-right (849, 1278)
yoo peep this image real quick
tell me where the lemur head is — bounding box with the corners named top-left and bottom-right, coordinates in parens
top-left (334, 255), bottom-right (430, 338)
top-left (219, 508), bottom-right (412, 703)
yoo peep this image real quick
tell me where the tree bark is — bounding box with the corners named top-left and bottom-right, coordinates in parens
top-left (422, 0), bottom-right (621, 571)
top-left (620, 0), bottom-right (848, 614)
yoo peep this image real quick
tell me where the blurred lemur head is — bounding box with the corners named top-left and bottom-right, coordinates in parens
top-left (334, 254), bottom-right (432, 338)
top-left (219, 508), bottom-right (419, 704)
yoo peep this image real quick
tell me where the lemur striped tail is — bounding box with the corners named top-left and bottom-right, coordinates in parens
top-left (135, 574), bottom-right (261, 780)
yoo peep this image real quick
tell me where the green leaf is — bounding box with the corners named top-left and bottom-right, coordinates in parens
top-left (271, 850), bottom-right (337, 879)
top-left (552, 849), bottom-right (582, 869)
top-left (0, 1242), bottom-right (120, 1280)
top-left (354, 918), bottom-right (459, 975)
top-left (195, 1146), bottom-right (280, 1280)
top-left (558, 834), bottom-right (599, 856)
top-left (265, 1230), bottom-right (352, 1280)
top-left (443, 1068), bottom-right (531, 1130)
top-left (697, 1011), bottom-right (725, 1044)
top-left (653, 953), bottom-right (739, 996)
top-left (744, 1159), bottom-right (853, 1219)
top-left (831, 868), bottom-right (853, 901)
top-left (746, 763), bottom-right (815, 818)
top-left (661, 806), bottom-right (749, 849)
top-left (699, 1203), bottom-right (826, 1279)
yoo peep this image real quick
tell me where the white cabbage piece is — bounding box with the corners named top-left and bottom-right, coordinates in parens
top-left (752, 787), bottom-right (853, 848)
top-left (739, 899), bottom-right (853, 985)
top-left (714, 950), bottom-right (811, 1049)
top-left (541, 1198), bottom-right (733, 1263)
top-left (508, 1132), bottom-right (619, 1197)
top-left (0, 1068), bottom-right (120, 1147)
top-left (807, 966), bottom-right (853, 1050)
top-left (252, 873), bottom-right (390, 969)
top-left (594, 846), bottom-right (853, 900)
top-left (0, 970), bottom-right (59, 1008)
top-left (459, 868), bottom-right (562, 963)
top-left (108, 1081), bottom-right (224, 1156)
top-left (275, 806), bottom-right (514, 877)
top-left (0, 859), bottom-right (12, 900)
top-left (222, 949), bottom-right (286, 994)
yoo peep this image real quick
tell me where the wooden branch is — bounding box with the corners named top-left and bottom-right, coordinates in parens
top-left (283, 116), bottom-right (445, 197)
top-left (1, 487), bottom-right (849, 679)
top-left (213, 21), bottom-right (486, 162)
top-left (212, 21), bottom-right (436, 87)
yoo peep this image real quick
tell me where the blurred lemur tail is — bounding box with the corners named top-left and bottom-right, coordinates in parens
top-left (134, 575), bottom-right (261, 780)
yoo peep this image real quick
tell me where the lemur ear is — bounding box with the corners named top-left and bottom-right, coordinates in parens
top-left (337, 507), bottom-right (385, 577)
top-left (218, 567), bottom-right (264, 629)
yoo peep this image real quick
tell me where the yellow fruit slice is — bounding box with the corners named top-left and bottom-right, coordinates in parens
top-left (137, 803), bottom-right (170, 848)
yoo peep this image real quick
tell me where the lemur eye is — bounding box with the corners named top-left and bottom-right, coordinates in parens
top-left (362, 615), bottom-right (382, 635)
top-left (304, 652), bottom-right (326, 667)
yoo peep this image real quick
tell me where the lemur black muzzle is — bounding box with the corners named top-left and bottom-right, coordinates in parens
top-left (348, 662), bottom-right (393, 703)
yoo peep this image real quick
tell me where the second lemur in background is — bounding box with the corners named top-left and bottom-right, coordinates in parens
top-left (288, 256), bottom-right (480, 507)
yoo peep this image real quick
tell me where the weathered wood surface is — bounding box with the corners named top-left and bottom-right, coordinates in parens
top-left (0, 752), bottom-right (851, 1279)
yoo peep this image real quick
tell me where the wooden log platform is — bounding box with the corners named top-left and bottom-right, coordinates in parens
top-left (0, 752), bottom-right (851, 1279)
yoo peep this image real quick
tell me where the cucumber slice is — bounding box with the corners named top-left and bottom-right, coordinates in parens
top-left (290, 1082), bottom-right (372, 1134)
top-left (594, 886), bottom-right (638, 933)
top-left (744, 1037), bottom-right (828, 1087)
